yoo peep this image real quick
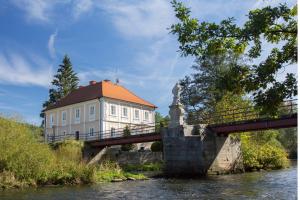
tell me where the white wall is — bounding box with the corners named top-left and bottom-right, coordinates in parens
top-left (45, 97), bottom-right (156, 142)
top-left (102, 98), bottom-right (155, 132)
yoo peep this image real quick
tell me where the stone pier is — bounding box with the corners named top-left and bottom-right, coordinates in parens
top-left (162, 82), bottom-right (243, 176)
top-left (162, 125), bottom-right (244, 176)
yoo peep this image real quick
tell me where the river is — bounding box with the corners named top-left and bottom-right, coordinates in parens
top-left (0, 162), bottom-right (297, 200)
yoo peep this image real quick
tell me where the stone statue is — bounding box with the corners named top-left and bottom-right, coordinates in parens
top-left (172, 82), bottom-right (181, 105)
top-left (169, 82), bottom-right (185, 128)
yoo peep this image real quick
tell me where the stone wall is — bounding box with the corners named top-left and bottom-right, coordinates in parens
top-left (103, 149), bottom-right (162, 165)
top-left (86, 146), bottom-right (163, 165)
top-left (162, 125), bottom-right (244, 176)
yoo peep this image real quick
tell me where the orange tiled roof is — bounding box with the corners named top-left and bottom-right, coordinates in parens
top-left (45, 80), bottom-right (156, 111)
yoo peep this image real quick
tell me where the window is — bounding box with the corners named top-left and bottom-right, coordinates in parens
top-left (62, 111), bottom-right (67, 125)
top-left (75, 108), bottom-right (80, 123)
top-left (145, 111), bottom-right (149, 121)
top-left (90, 105), bottom-right (95, 115)
top-left (134, 109), bottom-right (139, 119)
top-left (122, 107), bottom-right (128, 117)
top-left (111, 128), bottom-right (116, 137)
top-left (89, 105), bottom-right (95, 121)
top-left (89, 127), bottom-right (94, 136)
top-left (50, 114), bottom-right (54, 127)
top-left (110, 105), bottom-right (116, 116)
top-left (63, 131), bottom-right (66, 135)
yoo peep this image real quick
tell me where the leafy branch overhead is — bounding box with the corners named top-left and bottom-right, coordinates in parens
top-left (170, 0), bottom-right (297, 115)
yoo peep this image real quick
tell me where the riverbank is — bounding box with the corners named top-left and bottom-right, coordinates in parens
top-left (0, 116), bottom-right (293, 190)
top-left (0, 161), bottom-right (296, 200)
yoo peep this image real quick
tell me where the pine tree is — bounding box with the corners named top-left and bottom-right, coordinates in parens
top-left (40, 55), bottom-right (79, 126)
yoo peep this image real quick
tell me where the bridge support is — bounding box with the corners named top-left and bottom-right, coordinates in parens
top-left (162, 125), bottom-right (244, 176)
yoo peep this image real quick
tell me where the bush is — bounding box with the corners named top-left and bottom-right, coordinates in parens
top-left (151, 141), bottom-right (163, 152)
top-left (0, 117), bottom-right (56, 184)
top-left (0, 117), bottom-right (95, 188)
top-left (241, 133), bottom-right (289, 171)
top-left (123, 162), bottom-right (163, 172)
top-left (53, 140), bottom-right (84, 163)
top-left (121, 126), bottom-right (135, 151)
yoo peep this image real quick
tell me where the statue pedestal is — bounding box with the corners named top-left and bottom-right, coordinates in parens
top-left (168, 104), bottom-right (185, 128)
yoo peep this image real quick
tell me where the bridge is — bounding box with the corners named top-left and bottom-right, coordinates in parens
top-left (47, 99), bottom-right (297, 147)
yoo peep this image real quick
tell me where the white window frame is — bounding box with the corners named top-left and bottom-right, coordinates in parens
top-left (75, 108), bottom-right (80, 124)
top-left (111, 127), bottom-right (116, 137)
top-left (110, 105), bottom-right (117, 116)
top-left (134, 109), bottom-right (139, 119)
top-left (89, 127), bottom-right (94, 136)
top-left (62, 111), bottom-right (67, 126)
top-left (89, 105), bottom-right (95, 121)
top-left (49, 114), bottom-right (54, 128)
top-left (144, 111), bottom-right (149, 121)
top-left (122, 107), bottom-right (128, 118)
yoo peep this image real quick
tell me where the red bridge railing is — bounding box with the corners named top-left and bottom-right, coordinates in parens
top-left (47, 122), bottom-right (160, 143)
top-left (201, 99), bottom-right (297, 126)
top-left (47, 99), bottom-right (297, 143)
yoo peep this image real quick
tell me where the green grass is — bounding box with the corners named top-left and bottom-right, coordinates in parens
top-left (122, 162), bottom-right (163, 172)
top-left (94, 161), bottom-right (147, 182)
top-left (0, 116), bottom-right (148, 189)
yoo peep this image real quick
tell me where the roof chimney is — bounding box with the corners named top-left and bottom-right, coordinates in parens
top-left (89, 80), bottom-right (97, 85)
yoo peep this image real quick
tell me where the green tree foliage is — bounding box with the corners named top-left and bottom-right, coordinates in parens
top-left (150, 141), bottom-right (163, 152)
top-left (0, 116), bottom-right (96, 188)
top-left (214, 94), bottom-right (289, 170)
top-left (155, 112), bottom-right (170, 132)
top-left (40, 55), bottom-right (79, 124)
top-left (277, 128), bottom-right (297, 159)
top-left (171, 0), bottom-right (297, 115)
top-left (121, 126), bottom-right (135, 151)
top-left (241, 132), bottom-right (289, 170)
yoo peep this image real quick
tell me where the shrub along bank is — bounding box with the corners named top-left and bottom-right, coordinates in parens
top-left (0, 117), bottom-right (145, 189)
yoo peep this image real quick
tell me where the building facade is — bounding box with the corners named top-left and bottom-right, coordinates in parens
top-left (44, 80), bottom-right (156, 144)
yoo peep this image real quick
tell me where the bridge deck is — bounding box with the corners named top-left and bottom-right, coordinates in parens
top-left (47, 99), bottom-right (297, 146)
top-left (208, 114), bottom-right (297, 135)
top-left (86, 132), bottom-right (161, 147)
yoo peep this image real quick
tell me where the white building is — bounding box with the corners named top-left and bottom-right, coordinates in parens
top-left (44, 80), bottom-right (156, 145)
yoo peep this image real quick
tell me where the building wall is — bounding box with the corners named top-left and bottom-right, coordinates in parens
top-left (45, 97), bottom-right (155, 143)
top-left (45, 99), bottom-right (100, 141)
top-left (101, 98), bottom-right (155, 138)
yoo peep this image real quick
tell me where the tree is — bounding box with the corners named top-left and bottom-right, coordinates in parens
top-left (179, 53), bottom-right (248, 123)
top-left (170, 1), bottom-right (297, 115)
top-left (214, 93), bottom-right (289, 170)
top-left (40, 55), bottom-right (79, 125)
top-left (155, 112), bottom-right (170, 132)
top-left (121, 126), bottom-right (135, 151)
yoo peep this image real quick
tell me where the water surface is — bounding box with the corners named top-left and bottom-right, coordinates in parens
top-left (0, 163), bottom-right (297, 200)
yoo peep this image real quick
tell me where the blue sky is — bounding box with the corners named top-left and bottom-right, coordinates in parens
top-left (0, 0), bottom-right (296, 125)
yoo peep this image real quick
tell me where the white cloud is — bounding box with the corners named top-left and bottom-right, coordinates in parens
top-left (48, 30), bottom-right (58, 59)
top-left (0, 53), bottom-right (53, 87)
top-left (73, 0), bottom-right (93, 19)
top-left (97, 0), bottom-right (175, 38)
top-left (11, 0), bottom-right (60, 22)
